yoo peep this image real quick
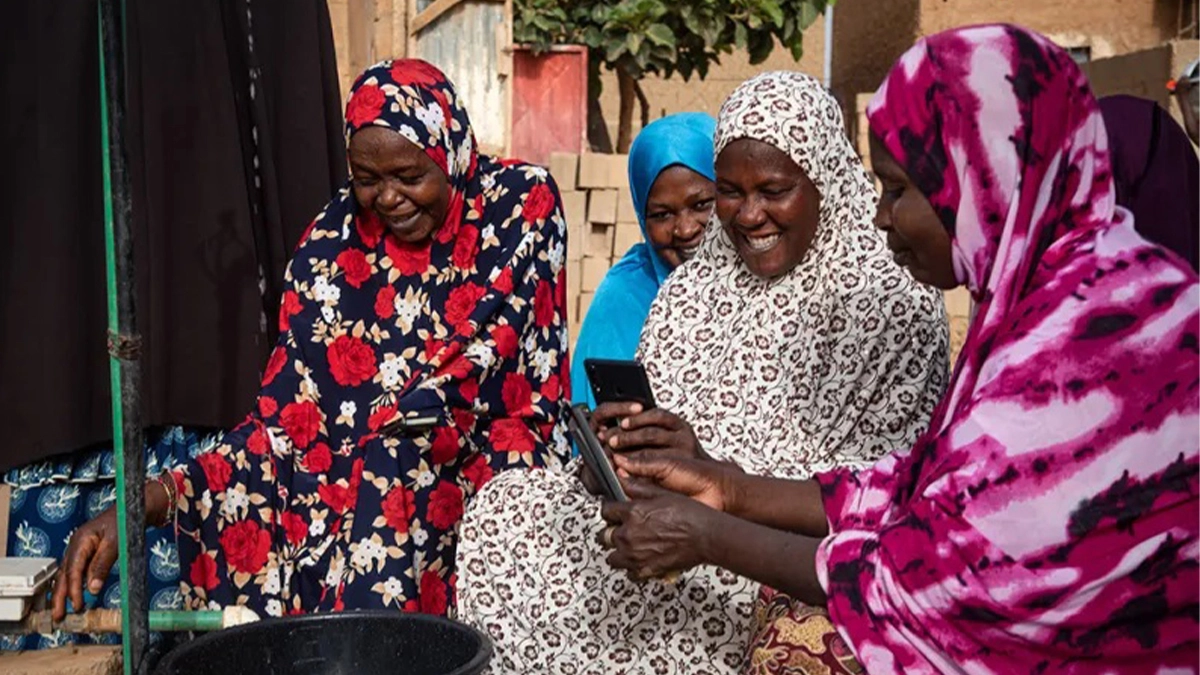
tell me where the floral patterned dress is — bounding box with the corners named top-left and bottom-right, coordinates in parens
top-left (172, 59), bottom-right (571, 617)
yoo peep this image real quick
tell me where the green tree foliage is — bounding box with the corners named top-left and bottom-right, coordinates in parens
top-left (516, 0), bottom-right (830, 151)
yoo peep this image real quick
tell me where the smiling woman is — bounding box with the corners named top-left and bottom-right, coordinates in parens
top-left (642, 164), bottom-right (715, 267)
top-left (715, 138), bottom-right (822, 279)
top-left (54, 59), bottom-right (572, 621)
top-left (456, 72), bottom-right (950, 675)
top-left (569, 112), bottom-right (718, 409)
top-left (349, 127), bottom-right (451, 243)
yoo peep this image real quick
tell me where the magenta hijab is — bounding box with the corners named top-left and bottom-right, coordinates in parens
top-left (815, 24), bottom-right (1199, 674)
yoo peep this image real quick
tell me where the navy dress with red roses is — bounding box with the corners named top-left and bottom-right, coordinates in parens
top-left (172, 59), bottom-right (571, 617)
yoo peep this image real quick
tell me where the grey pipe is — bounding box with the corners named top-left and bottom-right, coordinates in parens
top-left (823, 4), bottom-right (834, 90)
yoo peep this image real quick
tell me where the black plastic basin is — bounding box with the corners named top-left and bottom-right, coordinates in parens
top-left (153, 611), bottom-right (492, 675)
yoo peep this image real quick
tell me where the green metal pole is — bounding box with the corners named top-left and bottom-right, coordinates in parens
top-left (98, 0), bottom-right (150, 673)
top-left (148, 611), bottom-right (226, 633)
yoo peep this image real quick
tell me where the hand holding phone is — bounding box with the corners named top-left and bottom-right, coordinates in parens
top-left (569, 404), bottom-right (627, 502)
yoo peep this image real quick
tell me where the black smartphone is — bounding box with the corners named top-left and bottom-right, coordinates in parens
top-left (583, 358), bottom-right (657, 409)
top-left (568, 403), bottom-right (627, 502)
top-left (379, 414), bottom-right (440, 436)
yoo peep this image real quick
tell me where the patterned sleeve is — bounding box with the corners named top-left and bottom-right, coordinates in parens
top-left (410, 167), bottom-right (571, 471)
top-left (173, 222), bottom-right (340, 607)
top-left (804, 235), bottom-right (949, 473)
top-left (815, 448), bottom-right (908, 534)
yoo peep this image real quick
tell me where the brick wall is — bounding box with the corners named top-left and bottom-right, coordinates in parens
top-left (549, 152), bottom-right (640, 346)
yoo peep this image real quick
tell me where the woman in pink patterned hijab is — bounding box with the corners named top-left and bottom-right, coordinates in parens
top-left (600, 24), bottom-right (1199, 674)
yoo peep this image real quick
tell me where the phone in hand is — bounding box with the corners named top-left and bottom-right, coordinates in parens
top-left (568, 403), bottom-right (627, 502)
top-left (584, 358), bottom-right (657, 409)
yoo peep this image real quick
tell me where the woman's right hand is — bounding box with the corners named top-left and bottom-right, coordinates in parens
top-left (52, 480), bottom-right (170, 621)
top-left (579, 402), bottom-right (709, 497)
top-left (51, 506), bottom-right (120, 622)
top-left (612, 453), bottom-right (739, 513)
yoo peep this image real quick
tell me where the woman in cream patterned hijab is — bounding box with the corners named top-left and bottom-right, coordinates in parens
top-left (455, 71), bottom-right (948, 674)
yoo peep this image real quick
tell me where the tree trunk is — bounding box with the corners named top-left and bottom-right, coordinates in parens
top-left (587, 96), bottom-right (614, 153)
top-left (586, 55), bottom-right (613, 153)
top-left (616, 67), bottom-right (636, 153)
top-left (633, 79), bottom-right (650, 130)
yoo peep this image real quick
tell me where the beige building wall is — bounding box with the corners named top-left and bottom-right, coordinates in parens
top-left (328, 0), bottom-right (411, 103)
top-left (830, 0), bottom-right (921, 113)
top-left (1084, 39), bottom-right (1199, 126)
top-left (1085, 42), bottom-right (1176, 104)
top-left (917, 0), bottom-right (1183, 56)
top-left (832, 0), bottom-right (1192, 135)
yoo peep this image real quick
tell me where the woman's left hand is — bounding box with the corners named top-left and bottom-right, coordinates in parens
top-left (598, 494), bottom-right (717, 581)
top-left (593, 404), bottom-right (710, 462)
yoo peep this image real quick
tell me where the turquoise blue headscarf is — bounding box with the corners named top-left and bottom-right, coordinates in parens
top-left (570, 112), bottom-right (717, 408)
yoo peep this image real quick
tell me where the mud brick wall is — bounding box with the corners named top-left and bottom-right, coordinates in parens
top-left (550, 152), bottom-right (641, 348)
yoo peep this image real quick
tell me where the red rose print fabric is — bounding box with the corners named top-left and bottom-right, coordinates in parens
top-left (174, 59), bottom-right (571, 619)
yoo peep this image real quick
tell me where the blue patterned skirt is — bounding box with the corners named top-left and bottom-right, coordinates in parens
top-left (2, 427), bottom-right (219, 651)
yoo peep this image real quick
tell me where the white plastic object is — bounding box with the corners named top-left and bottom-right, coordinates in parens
top-left (0, 557), bottom-right (57, 597)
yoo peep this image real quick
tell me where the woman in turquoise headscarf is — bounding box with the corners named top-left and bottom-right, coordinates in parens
top-left (570, 113), bottom-right (717, 407)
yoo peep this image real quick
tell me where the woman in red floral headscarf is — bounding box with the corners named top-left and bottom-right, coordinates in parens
top-left (54, 59), bottom-right (571, 618)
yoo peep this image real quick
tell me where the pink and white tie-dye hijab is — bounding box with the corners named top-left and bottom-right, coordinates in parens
top-left (813, 25), bottom-right (1198, 674)
top-left (868, 24), bottom-right (1199, 429)
top-left (868, 24), bottom-right (1116, 299)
